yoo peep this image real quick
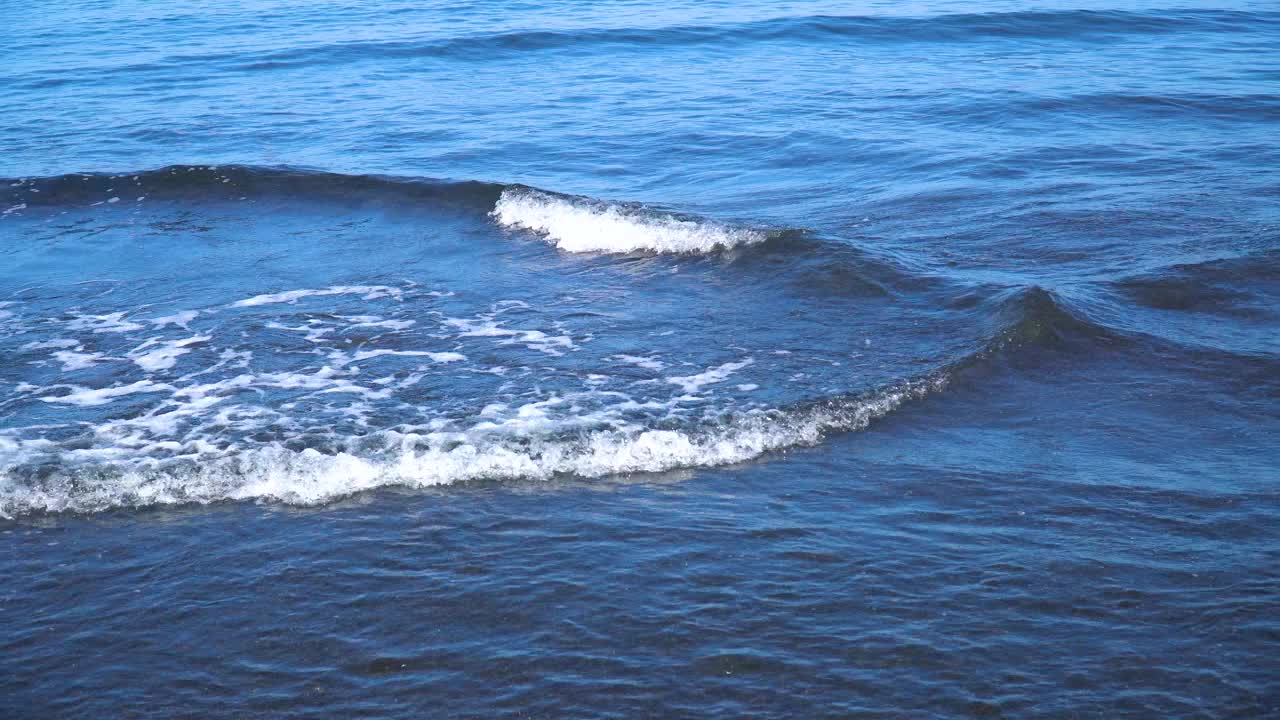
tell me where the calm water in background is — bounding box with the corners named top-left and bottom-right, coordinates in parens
top-left (2, 1), bottom-right (1279, 716)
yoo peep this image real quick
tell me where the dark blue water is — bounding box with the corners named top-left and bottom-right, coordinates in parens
top-left (3, 1), bottom-right (1279, 716)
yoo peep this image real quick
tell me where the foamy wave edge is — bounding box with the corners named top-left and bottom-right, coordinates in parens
top-left (491, 188), bottom-right (766, 254)
top-left (0, 377), bottom-right (942, 517)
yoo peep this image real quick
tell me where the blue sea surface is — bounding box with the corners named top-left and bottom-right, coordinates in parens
top-left (2, 1), bottom-right (1278, 717)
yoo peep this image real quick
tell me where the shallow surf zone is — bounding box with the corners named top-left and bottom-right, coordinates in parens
top-left (1, 163), bottom-right (973, 518)
top-left (0, 227), bottom-right (965, 519)
top-left (491, 187), bottom-right (767, 254)
top-left (0, 164), bottom-right (1162, 521)
top-left (0, 375), bottom-right (943, 517)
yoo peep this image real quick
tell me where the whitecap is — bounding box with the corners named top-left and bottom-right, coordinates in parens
top-left (492, 189), bottom-right (765, 254)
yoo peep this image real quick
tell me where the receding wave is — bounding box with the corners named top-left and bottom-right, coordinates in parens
top-left (492, 187), bottom-right (767, 254)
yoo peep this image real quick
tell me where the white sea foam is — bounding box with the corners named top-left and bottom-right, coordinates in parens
top-left (66, 312), bottom-right (145, 334)
top-left (443, 316), bottom-right (577, 356)
top-left (0, 377), bottom-right (944, 517)
top-left (22, 339), bottom-right (80, 351)
top-left (667, 359), bottom-right (754, 394)
top-left (344, 317), bottom-right (415, 331)
top-left (232, 285), bottom-right (403, 308)
top-left (615, 354), bottom-right (665, 371)
top-left (0, 265), bottom-right (945, 520)
top-left (40, 380), bottom-right (174, 407)
top-left (492, 189), bottom-right (765, 254)
top-left (53, 349), bottom-right (107, 371)
top-left (150, 310), bottom-right (199, 329)
top-left (266, 321), bottom-right (334, 342)
top-left (329, 349), bottom-right (467, 367)
top-left (128, 335), bottom-right (210, 372)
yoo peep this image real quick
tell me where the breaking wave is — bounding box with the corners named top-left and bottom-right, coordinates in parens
top-left (6, 161), bottom-right (1249, 519)
top-left (0, 376), bottom-right (941, 517)
top-left (492, 188), bottom-right (767, 254)
top-left (4, 166), bottom-right (773, 256)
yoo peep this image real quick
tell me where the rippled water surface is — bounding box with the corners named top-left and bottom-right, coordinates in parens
top-left (3, 1), bottom-right (1278, 717)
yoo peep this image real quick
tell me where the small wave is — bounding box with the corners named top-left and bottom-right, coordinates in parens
top-left (964, 284), bottom-right (1280, 380)
top-left (0, 377), bottom-right (943, 517)
top-left (1109, 250), bottom-right (1280, 313)
top-left (3, 168), bottom-right (773, 261)
top-left (492, 188), bottom-right (766, 254)
top-left (4, 166), bottom-right (774, 256)
top-left (1089, 251), bottom-right (1280, 361)
top-left (15, 9), bottom-right (1272, 85)
top-left (984, 286), bottom-right (1122, 353)
top-left (1, 165), bottom-right (504, 210)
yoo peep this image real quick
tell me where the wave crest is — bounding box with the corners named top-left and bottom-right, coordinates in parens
top-left (492, 188), bottom-right (766, 254)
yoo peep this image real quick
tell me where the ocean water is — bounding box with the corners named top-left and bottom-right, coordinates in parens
top-left (3, 1), bottom-right (1278, 716)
